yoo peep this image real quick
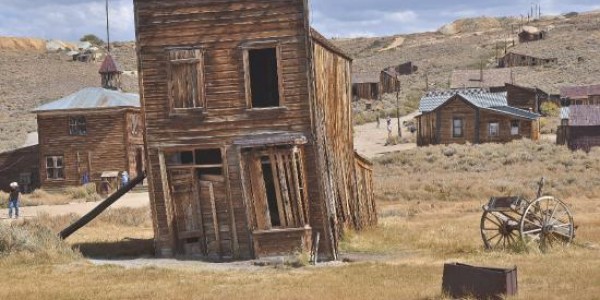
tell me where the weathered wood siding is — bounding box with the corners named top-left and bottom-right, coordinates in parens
top-left (436, 97), bottom-right (478, 145)
top-left (558, 126), bottom-right (600, 152)
top-left (352, 82), bottom-right (380, 100)
top-left (312, 40), bottom-right (376, 248)
top-left (500, 52), bottom-right (556, 68)
top-left (380, 72), bottom-right (399, 94)
top-left (0, 145), bottom-right (40, 193)
top-left (37, 110), bottom-right (138, 190)
top-left (134, 0), bottom-right (335, 259)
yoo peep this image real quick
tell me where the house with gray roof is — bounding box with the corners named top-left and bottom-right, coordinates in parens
top-left (415, 88), bottom-right (540, 146)
top-left (31, 55), bottom-right (144, 192)
top-left (557, 104), bottom-right (600, 152)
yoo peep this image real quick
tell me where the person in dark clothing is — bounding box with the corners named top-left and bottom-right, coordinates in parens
top-left (8, 182), bottom-right (20, 219)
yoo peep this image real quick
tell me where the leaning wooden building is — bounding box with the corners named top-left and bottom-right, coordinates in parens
top-left (134, 0), bottom-right (376, 261)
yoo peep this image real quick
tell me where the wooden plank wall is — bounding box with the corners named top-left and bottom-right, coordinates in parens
top-left (134, 0), bottom-right (330, 259)
top-left (353, 82), bottom-right (380, 100)
top-left (380, 72), bottom-right (399, 94)
top-left (0, 145), bottom-right (40, 192)
top-left (435, 97), bottom-right (477, 145)
top-left (312, 41), bottom-right (376, 241)
top-left (37, 110), bottom-right (135, 190)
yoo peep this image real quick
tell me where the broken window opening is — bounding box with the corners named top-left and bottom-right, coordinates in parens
top-left (46, 156), bottom-right (64, 180)
top-left (194, 149), bottom-right (223, 165)
top-left (69, 116), bottom-right (87, 136)
top-left (248, 48), bottom-right (280, 108)
top-left (511, 120), bottom-right (520, 135)
top-left (489, 122), bottom-right (500, 137)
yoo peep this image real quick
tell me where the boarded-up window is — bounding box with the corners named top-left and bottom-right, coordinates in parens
top-left (46, 156), bottom-right (64, 180)
top-left (69, 116), bottom-right (87, 135)
top-left (168, 48), bottom-right (205, 110)
top-left (244, 146), bottom-right (308, 230)
top-left (452, 118), bottom-right (463, 138)
top-left (245, 47), bottom-right (281, 108)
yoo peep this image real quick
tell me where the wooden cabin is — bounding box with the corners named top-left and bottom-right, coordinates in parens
top-left (557, 105), bottom-right (600, 151)
top-left (499, 52), bottom-right (557, 68)
top-left (560, 84), bottom-right (600, 106)
top-left (0, 145), bottom-right (40, 193)
top-left (505, 83), bottom-right (549, 113)
top-left (352, 72), bottom-right (381, 100)
top-left (416, 89), bottom-right (541, 146)
top-left (518, 26), bottom-right (545, 43)
top-left (380, 62), bottom-right (418, 94)
top-left (134, 0), bottom-right (376, 261)
top-left (450, 69), bottom-right (513, 92)
top-left (33, 55), bottom-right (144, 191)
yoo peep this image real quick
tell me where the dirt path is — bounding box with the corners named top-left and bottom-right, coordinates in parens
top-left (0, 192), bottom-right (150, 221)
top-left (354, 111), bottom-right (419, 159)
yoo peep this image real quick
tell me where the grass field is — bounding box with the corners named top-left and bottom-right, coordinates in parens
top-left (1, 140), bottom-right (599, 299)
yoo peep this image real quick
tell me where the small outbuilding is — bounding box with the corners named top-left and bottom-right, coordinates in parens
top-left (505, 83), bottom-right (549, 113)
top-left (499, 52), bottom-right (557, 68)
top-left (518, 26), bottom-right (546, 43)
top-left (557, 105), bottom-right (600, 151)
top-left (416, 88), bottom-right (541, 146)
top-left (0, 145), bottom-right (40, 193)
top-left (352, 72), bottom-right (381, 100)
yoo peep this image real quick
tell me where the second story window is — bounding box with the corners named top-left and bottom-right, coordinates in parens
top-left (167, 48), bottom-right (205, 111)
top-left (243, 42), bottom-right (282, 109)
top-left (69, 116), bottom-right (87, 135)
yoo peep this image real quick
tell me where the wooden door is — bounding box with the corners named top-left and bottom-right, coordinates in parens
top-left (198, 174), bottom-right (232, 260)
top-left (169, 169), bottom-right (205, 256)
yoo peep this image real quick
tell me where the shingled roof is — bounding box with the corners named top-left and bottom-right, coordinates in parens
top-left (420, 88), bottom-right (540, 120)
top-left (99, 54), bottom-right (123, 74)
top-left (560, 84), bottom-right (600, 99)
top-left (450, 69), bottom-right (513, 89)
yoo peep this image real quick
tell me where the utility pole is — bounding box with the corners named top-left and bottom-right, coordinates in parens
top-left (396, 75), bottom-right (402, 138)
top-left (106, 0), bottom-right (111, 53)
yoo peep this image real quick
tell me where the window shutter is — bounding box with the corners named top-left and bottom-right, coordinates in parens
top-left (167, 48), bottom-right (205, 110)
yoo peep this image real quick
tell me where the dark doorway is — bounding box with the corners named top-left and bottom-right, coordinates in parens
top-left (249, 48), bottom-right (279, 108)
top-left (261, 158), bottom-right (281, 227)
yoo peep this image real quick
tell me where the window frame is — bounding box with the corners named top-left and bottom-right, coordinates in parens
top-left (452, 117), bottom-right (464, 138)
top-left (166, 47), bottom-right (206, 114)
top-left (241, 40), bottom-right (285, 110)
top-left (69, 116), bottom-right (87, 136)
top-left (489, 122), bottom-right (500, 137)
top-left (511, 120), bottom-right (520, 136)
top-left (46, 155), bottom-right (65, 181)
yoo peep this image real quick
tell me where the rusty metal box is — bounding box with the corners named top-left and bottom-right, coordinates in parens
top-left (442, 263), bottom-right (518, 299)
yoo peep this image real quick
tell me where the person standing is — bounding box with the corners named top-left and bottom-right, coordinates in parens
top-left (8, 182), bottom-right (20, 219)
top-left (121, 171), bottom-right (129, 188)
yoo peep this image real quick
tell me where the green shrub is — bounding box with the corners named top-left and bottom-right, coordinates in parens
top-left (541, 102), bottom-right (560, 117)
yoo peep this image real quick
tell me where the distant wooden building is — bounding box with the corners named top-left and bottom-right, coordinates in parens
top-left (499, 52), bottom-right (557, 68)
top-left (0, 145), bottom-right (40, 193)
top-left (560, 84), bottom-right (600, 105)
top-left (450, 69), bottom-right (513, 92)
top-left (134, 0), bottom-right (376, 261)
top-left (416, 89), bottom-right (540, 146)
top-left (352, 72), bottom-right (381, 100)
top-left (557, 105), bottom-right (600, 151)
top-left (505, 83), bottom-right (549, 113)
top-left (33, 55), bottom-right (144, 191)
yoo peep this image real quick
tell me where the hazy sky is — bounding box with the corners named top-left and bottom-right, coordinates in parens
top-left (0, 0), bottom-right (599, 41)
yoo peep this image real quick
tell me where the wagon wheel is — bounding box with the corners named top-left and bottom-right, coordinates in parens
top-left (519, 196), bottom-right (575, 250)
top-left (481, 211), bottom-right (520, 250)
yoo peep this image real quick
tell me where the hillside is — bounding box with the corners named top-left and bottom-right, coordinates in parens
top-left (0, 43), bottom-right (138, 152)
top-left (333, 12), bottom-right (600, 115)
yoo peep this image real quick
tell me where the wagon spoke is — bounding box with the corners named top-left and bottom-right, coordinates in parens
top-left (486, 233), bottom-right (501, 243)
top-left (523, 228), bottom-right (542, 235)
top-left (485, 215), bottom-right (502, 227)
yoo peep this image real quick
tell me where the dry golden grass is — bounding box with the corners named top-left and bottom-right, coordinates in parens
top-left (1, 140), bottom-right (600, 299)
top-left (0, 184), bottom-right (101, 208)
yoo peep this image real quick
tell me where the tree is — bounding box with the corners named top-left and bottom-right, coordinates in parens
top-left (80, 34), bottom-right (105, 46)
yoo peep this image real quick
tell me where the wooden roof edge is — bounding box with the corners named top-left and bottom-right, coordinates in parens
top-left (34, 106), bottom-right (140, 116)
top-left (0, 144), bottom-right (39, 156)
top-left (310, 28), bottom-right (353, 61)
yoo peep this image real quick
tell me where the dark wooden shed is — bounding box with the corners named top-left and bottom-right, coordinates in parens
top-left (499, 52), bottom-right (557, 68)
top-left (0, 145), bottom-right (40, 193)
top-left (352, 72), bottom-right (381, 100)
top-left (557, 105), bottom-right (600, 151)
top-left (134, 0), bottom-right (376, 261)
top-left (505, 83), bottom-right (549, 113)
